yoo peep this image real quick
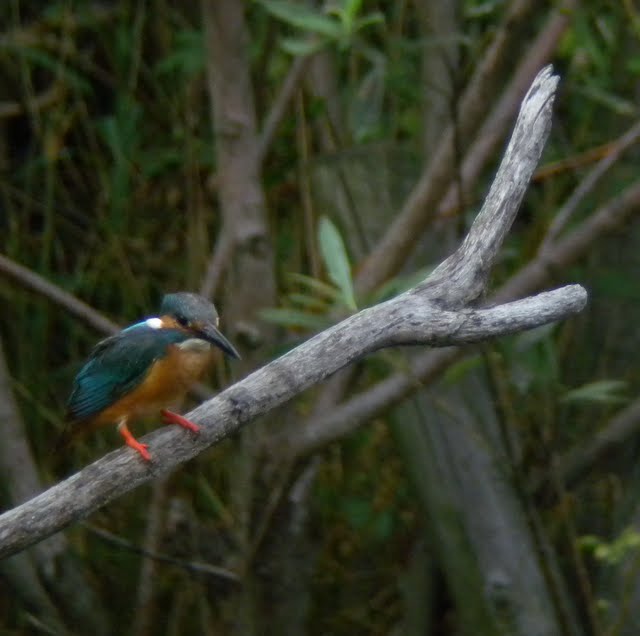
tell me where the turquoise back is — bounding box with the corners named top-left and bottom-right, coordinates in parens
top-left (67, 326), bottom-right (189, 422)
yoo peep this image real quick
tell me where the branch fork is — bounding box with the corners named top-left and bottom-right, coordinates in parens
top-left (0, 66), bottom-right (587, 560)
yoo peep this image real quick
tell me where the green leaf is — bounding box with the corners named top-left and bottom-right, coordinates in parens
top-left (513, 323), bottom-right (557, 352)
top-left (260, 307), bottom-right (328, 330)
top-left (288, 293), bottom-right (330, 312)
top-left (341, 497), bottom-right (372, 530)
top-left (17, 48), bottom-right (91, 93)
top-left (317, 216), bottom-right (357, 311)
top-left (256, 0), bottom-right (341, 38)
top-left (561, 379), bottom-right (628, 405)
top-left (345, 0), bottom-right (364, 22)
top-left (353, 12), bottom-right (385, 32)
top-left (280, 36), bottom-right (327, 57)
top-left (155, 29), bottom-right (205, 77)
top-left (285, 272), bottom-right (342, 301)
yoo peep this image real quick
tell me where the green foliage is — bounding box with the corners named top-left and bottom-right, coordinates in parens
top-left (255, 0), bottom-right (384, 55)
top-left (2, 1), bottom-right (640, 635)
top-left (155, 29), bottom-right (205, 78)
top-left (562, 379), bottom-right (628, 405)
top-left (318, 215), bottom-right (358, 311)
top-left (580, 528), bottom-right (640, 565)
top-left (261, 218), bottom-right (357, 330)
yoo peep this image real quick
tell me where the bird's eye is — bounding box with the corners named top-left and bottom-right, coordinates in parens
top-left (176, 315), bottom-right (189, 327)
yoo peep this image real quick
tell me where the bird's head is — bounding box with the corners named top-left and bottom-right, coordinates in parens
top-left (157, 292), bottom-right (240, 359)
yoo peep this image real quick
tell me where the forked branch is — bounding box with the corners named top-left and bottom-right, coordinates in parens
top-left (0, 66), bottom-right (587, 560)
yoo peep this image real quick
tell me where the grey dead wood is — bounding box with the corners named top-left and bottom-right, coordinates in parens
top-left (0, 66), bottom-right (587, 560)
top-left (269, 0), bottom-right (578, 457)
top-left (282, 145), bottom-right (640, 460)
top-left (355, 0), bottom-right (539, 294)
top-left (0, 340), bottom-right (110, 634)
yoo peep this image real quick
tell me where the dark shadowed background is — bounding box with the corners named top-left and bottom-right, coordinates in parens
top-left (1, 1), bottom-right (639, 635)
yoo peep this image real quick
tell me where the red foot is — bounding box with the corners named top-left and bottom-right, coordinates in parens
top-left (161, 409), bottom-right (200, 433)
top-left (126, 439), bottom-right (151, 462)
top-left (118, 422), bottom-right (151, 461)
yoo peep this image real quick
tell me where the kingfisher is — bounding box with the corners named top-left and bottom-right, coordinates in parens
top-left (65, 292), bottom-right (240, 461)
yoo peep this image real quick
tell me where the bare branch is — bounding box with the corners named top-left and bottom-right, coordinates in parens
top-left (355, 0), bottom-right (541, 294)
top-left (257, 54), bottom-right (310, 165)
top-left (436, 0), bottom-right (577, 220)
top-left (283, 178), bottom-right (640, 458)
top-left (538, 117), bottom-right (640, 254)
top-left (0, 287), bottom-right (584, 560)
top-left (420, 66), bottom-right (557, 305)
top-left (0, 254), bottom-right (118, 335)
top-left (83, 524), bottom-right (239, 583)
top-left (0, 67), bottom-right (587, 561)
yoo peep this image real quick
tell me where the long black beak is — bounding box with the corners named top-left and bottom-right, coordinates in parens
top-left (199, 322), bottom-right (241, 359)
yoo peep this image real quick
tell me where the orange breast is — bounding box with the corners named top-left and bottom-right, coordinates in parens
top-left (92, 344), bottom-right (215, 427)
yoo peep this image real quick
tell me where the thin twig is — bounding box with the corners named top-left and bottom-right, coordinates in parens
top-left (0, 82), bottom-right (64, 118)
top-left (355, 0), bottom-right (540, 294)
top-left (0, 254), bottom-right (118, 334)
top-left (435, 0), bottom-right (577, 221)
top-left (257, 54), bottom-right (310, 166)
top-left (83, 523), bottom-right (240, 583)
top-left (199, 226), bottom-right (234, 300)
top-left (538, 117), bottom-right (640, 254)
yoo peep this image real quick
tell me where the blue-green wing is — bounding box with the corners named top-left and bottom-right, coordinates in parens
top-left (67, 327), bottom-right (187, 422)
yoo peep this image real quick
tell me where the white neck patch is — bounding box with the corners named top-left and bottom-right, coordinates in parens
top-left (146, 317), bottom-right (163, 329)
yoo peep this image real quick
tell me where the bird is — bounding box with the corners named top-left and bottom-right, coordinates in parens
top-left (64, 292), bottom-right (240, 461)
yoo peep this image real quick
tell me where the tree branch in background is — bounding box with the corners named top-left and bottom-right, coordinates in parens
top-left (199, 51), bottom-right (310, 300)
top-left (0, 68), bottom-right (587, 560)
top-left (202, 0), bottom-right (276, 348)
top-left (199, 225), bottom-right (233, 300)
top-left (355, 0), bottom-right (540, 294)
top-left (0, 339), bottom-right (109, 634)
top-left (0, 254), bottom-right (118, 335)
top-left (537, 396), bottom-right (640, 494)
top-left (201, 4), bottom-right (278, 633)
top-left (436, 0), bottom-right (577, 221)
top-left (257, 53), bottom-right (310, 165)
top-left (82, 523), bottom-right (239, 583)
top-left (538, 117), bottom-right (640, 254)
top-left (283, 176), bottom-right (640, 458)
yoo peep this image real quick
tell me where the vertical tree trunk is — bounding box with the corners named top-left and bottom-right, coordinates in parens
top-left (202, 2), bottom-right (277, 633)
top-left (393, 369), bottom-right (582, 635)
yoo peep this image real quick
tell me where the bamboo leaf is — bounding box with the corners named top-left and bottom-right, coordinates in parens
top-left (561, 379), bottom-right (628, 405)
top-left (285, 272), bottom-right (342, 301)
top-left (318, 216), bottom-right (357, 311)
top-left (260, 307), bottom-right (328, 330)
top-left (255, 0), bottom-right (341, 38)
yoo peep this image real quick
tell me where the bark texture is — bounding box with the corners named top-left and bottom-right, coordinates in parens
top-left (0, 67), bottom-right (588, 562)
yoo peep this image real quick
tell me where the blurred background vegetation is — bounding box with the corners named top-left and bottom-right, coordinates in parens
top-left (2, 0), bottom-right (640, 634)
